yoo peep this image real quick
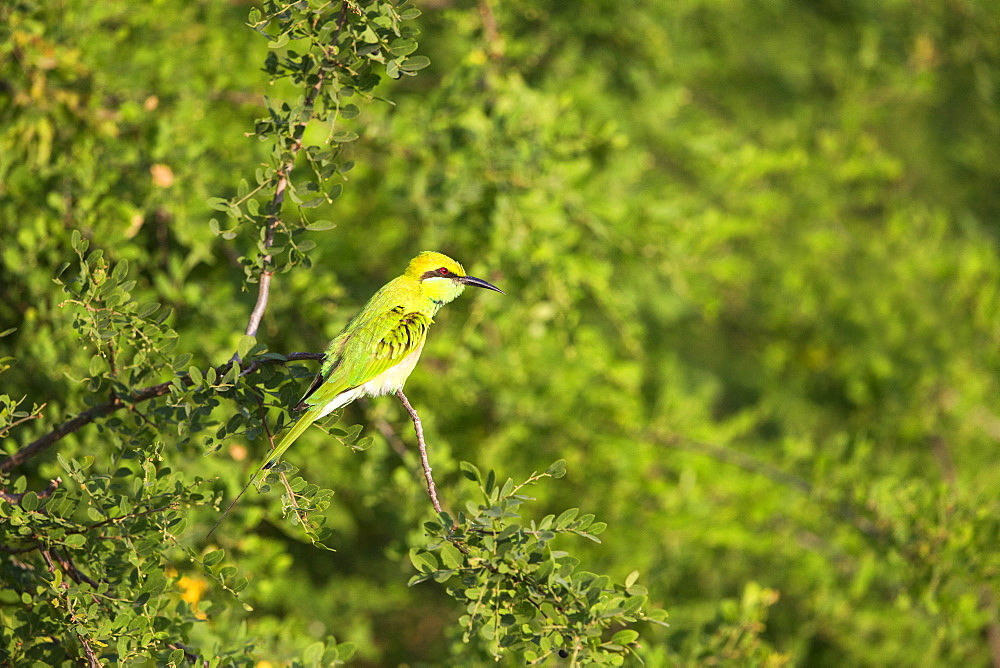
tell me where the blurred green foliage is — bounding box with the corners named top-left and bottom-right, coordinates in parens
top-left (2, 0), bottom-right (998, 665)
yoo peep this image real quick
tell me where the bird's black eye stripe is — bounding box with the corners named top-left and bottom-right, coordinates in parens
top-left (420, 268), bottom-right (454, 280)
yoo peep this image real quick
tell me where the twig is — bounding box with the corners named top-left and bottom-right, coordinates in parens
top-left (53, 572), bottom-right (101, 667)
top-left (234, 2), bottom-right (349, 351)
top-left (78, 627), bottom-right (101, 667)
top-left (395, 389), bottom-right (443, 514)
top-left (1, 352), bottom-right (324, 473)
top-left (50, 546), bottom-right (101, 590)
top-left (0, 402), bottom-right (47, 438)
top-left (241, 269), bottom-right (274, 342)
top-left (254, 394), bottom-right (310, 534)
top-left (0, 476), bottom-right (61, 504)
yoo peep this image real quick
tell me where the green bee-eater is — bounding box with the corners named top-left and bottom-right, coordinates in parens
top-left (210, 251), bottom-right (503, 535)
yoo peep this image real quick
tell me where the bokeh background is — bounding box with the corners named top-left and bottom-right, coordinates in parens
top-left (2, 0), bottom-right (998, 664)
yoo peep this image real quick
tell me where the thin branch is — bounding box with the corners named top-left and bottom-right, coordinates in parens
top-left (0, 476), bottom-right (61, 504)
top-left (241, 269), bottom-right (274, 341)
top-left (50, 546), bottom-right (101, 590)
top-left (49, 562), bottom-right (102, 668)
top-left (254, 393), bottom-right (310, 534)
top-left (77, 626), bottom-right (101, 668)
top-left (1, 352), bottom-right (324, 473)
top-left (0, 402), bottom-right (47, 439)
top-left (70, 502), bottom-right (177, 536)
top-left (235, 3), bottom-right (349, 349)
top-left (395, 389), bottom-right (443, 514)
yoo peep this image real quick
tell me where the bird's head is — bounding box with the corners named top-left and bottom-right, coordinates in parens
top-left (405, 251), bottom-right (504, 305)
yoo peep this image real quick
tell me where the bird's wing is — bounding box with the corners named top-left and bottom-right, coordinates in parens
top-left (299, 306), bottom-right (432, 410)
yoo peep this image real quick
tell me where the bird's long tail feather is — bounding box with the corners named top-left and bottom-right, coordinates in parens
top-left (206, 409), bottom-right (320, 538)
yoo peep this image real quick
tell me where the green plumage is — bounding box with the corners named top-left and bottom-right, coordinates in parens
top-left (208, 251), bottom-right (503, 536)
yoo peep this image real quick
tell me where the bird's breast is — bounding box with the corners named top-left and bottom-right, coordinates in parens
top-left (360, 340), bottom-right (426, 398)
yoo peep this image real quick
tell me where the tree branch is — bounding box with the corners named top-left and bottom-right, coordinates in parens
top-left (395, 389), bottom-right (443, 514)
top-left (235, 2), bottom-right (349, 348)
top-left (0, 476), bottom-right (61, 504)
top-left (1, 352), bottom-right (324, 473)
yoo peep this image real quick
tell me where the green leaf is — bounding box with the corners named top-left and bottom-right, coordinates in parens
top-left (622, 594), bottom-right (647, 615)
top-left (611, 629), bottom-right (639, 645)
top-left (460, 461), bottom-right (481, 482)
top-left (305, 220), bottom-right (337, 231)
top-left (409, 550), bottom-right (438, 573)
top-left (64, 533), bottom-right (86, 548)
top-left (337, 641), bottom-right (357, 661)
top-left (203, 549), bottom-right (225, 566)
top-left (332, 131), bottom-right (359, 143)
top-left (555, 507), bottom-right (579, 528)
top-left (439, 543), bottom-right (464, 569)
top-left (546, 459), bottom-right (567, 478)
top-left (340, 103), bottom-right (360, 119)
top-left (237, 334), bottom-right (256, 360)
top-left (206, 197), bottom-right (230, 211)
top-left (111, 259), bottom-right (129, 281)
top-left (89, 355), bottom-right (108, 377)
top-left (20, 491), bottom-right (38, 512)
top-left (268, 33), bottom-right (290, 49)
top-left (389, 38), bottom-right (418, 57)
top-left (136, 302), bottom-right (160, 318)
top-left (400, 7), bottom-right (422, 19)
top-left (400, 55), bottom-right (430, 71)
top-left (302, 641), bottom-right (324, 665)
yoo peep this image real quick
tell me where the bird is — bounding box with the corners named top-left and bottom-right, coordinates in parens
top-left (208, 251), bottom-right (503, 536)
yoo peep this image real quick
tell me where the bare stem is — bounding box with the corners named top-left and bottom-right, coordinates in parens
top-left (242, 270), bottom-right (274, 340)
top-left (395, 389), bottom-right (443, 514)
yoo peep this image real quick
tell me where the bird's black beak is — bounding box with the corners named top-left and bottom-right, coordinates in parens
top-left (459, 275), bottom-right (505, 295)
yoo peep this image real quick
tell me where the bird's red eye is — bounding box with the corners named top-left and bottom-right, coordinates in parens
top-left (438, 267), bottom-right (449, 275)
